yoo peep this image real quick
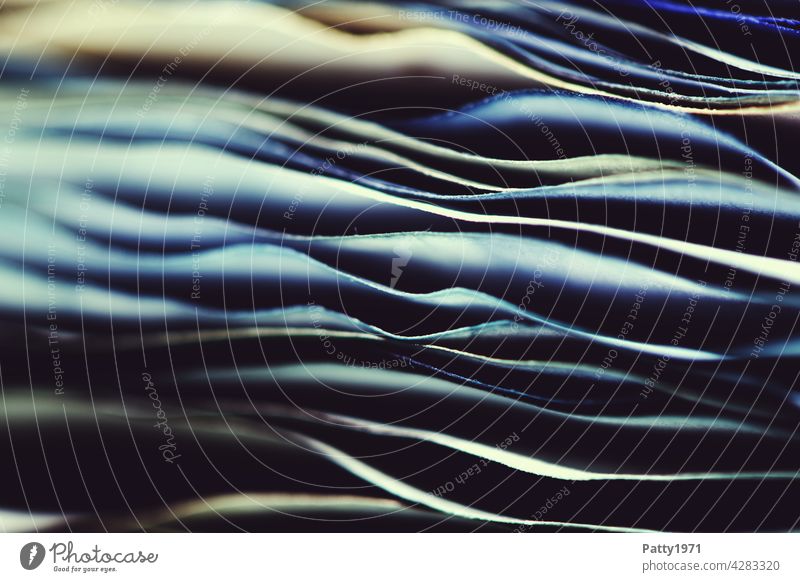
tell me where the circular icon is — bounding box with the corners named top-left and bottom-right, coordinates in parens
top-left (20, 542), bottom-right (45, 570)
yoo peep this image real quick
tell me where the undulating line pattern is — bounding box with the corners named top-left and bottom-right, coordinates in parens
top-left (0, 0), bottom-right (799, 533)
